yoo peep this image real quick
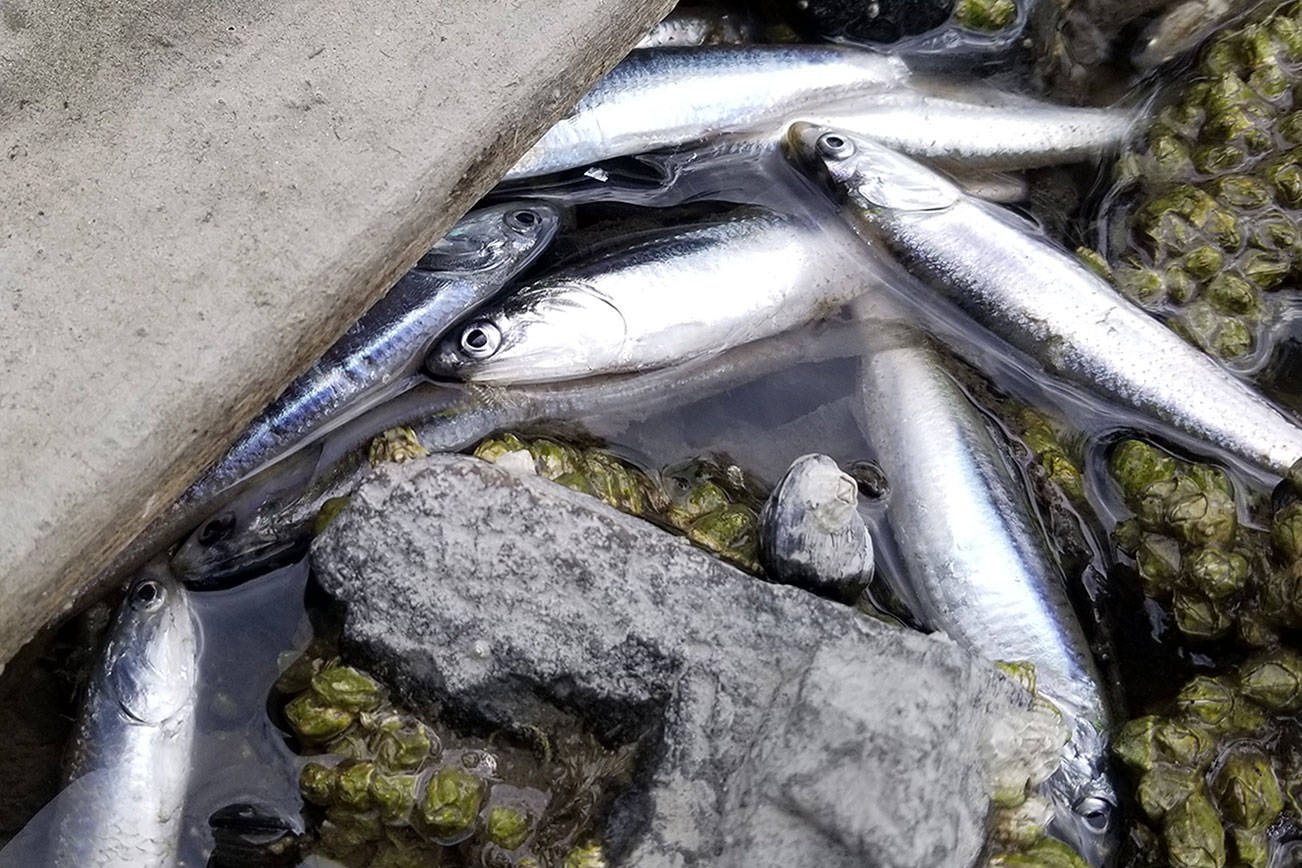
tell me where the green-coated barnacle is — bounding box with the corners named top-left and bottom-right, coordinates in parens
top-left (1163, 790), bottom-right (1226, 868)
top-left (1212, 747), bottom-right (1284, 830)
top-left (1212, 316), bottom-right (1253, 358)
top-left (1167, 489), bottom-right (1236, 548)
top-left (1239, 648), bottom-right (1302, 710)
top-left (487, 805), bottom-right (532, 851)
top-left (285, 692), bottom-right (354, 742)
top-left (1249, 62), bottom-right (1290, 101)
top-left (318, 809), bottom-right (380, 855)
top-left (529, 437), bottom-right (581, 478)
top-left (1203, 73), bottom-right (1254, 118)
top-left (1193, 143), bottom-right (1247, 174)
top-left (369, 426), bottom-right (428, 466)
top-left (1113, 715), bottom-right (1161, 772)
top-left (300, 762), bottom-right (337, 806)
top-left (1208, 175), bottom-right (1273, 210)
top-left (1137, 534), bottom-right (1182, 596)
top-left (1204, 208), bottom-right (1243, 251)
top-left (335, 761), bottom-right (376, 810)
top-left (1116, 264), bottom-right (1167, 305)
top-left (1154, 718), bottom-right (1217, 768)
top-left (1186, 548), bottom-right (1250, 599)
top-left (1174, 676), bottom-right (1241, 734)
top-left (1150, 133), bottom-right (1197, 179)
top-left (687, 503), bottom-right (760, 570)
top-left (563, 842), bottom-right (607, 868)
top-left (952, 0), bottom-right (1016, 32)
top-left (312, 666), bottom-right (383, 713)
top-left (1202, 38), bottom-right (1244, 78)
top-left (419, 767), bottom-right (485, 839)
top-left (1269, 161), bottom-right (1302, 209)
top-left (1074, 247), bottom-right (1113, 281)
top-left (1183, 246), bottom-right (1225, 282)
top-left (370, 771), bottom-right (418, 823)
top-left (1240, 249), bottom-right (1292, 290)
top-left (1282, 111), bottom-right (1302, 144)
top-left (1114, 518), bottom-right (1142, 556)
top-left (1111, 440), bottom-right (1177, 500)
top-left (372, 719), bottom-right (438, 770)
top-left (1270, 14), bottom-right (1302, 60)
top-left (1228, 825), bottom-right (1269, 868)
top-left (473, 433), bottom-right (529, 464)
top-left (324, 728), bottom-right (372, 761)
top-left (667, 480), bottom-right (731, 526)
top-left (1172, 588), bottom-right (1234, 639)
top-left (1138, 764), bottom-right (1203, 822)
top-left (1205, 273), bottom-right (1257, 315)
top-left (1251, 213), bottom-right (1300, 251)
top-left (1236, 611), bottom-right (1280, 649)
top-left (1165, 266), bottom-right (1198, 305)
top-left (1273, 502), bottom-right (1302, 559)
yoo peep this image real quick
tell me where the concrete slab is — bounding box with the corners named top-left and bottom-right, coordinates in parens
top-left (0, 0), bottom-right (674, 663)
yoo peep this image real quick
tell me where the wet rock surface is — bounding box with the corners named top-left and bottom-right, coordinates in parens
top-left (312, 454), bottom-right (1043, 867)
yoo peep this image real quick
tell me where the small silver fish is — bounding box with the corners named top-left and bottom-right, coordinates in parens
top-left (635, 5), bottom-right (756, 48)
top-left (759, 453), bottom-right (875, 596)
top-left (790, 123), bottom-right (1302, 480)
top-left (852, 294), bottom-right (1116, 866)
top-left (191, 200), bottom-right (563, 496)
top-left (21, 570), bottom-right (200, 867)
top-left (503, 45), bottom-right (909, 181)
top-left (426, 209), bottom-right (870, 384)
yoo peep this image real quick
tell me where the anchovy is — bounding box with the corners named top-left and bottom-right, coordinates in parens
top-left (759, 453), bottom-right (875, 596)
top-left (22, 570), bottom-right (200, 867)
top-left (177, 320), bottom-right (871, 585)
top-left (427, 209), bottom-right (869, 384)
top-left (852, 295), bottom-right (1115, 866)
top-left (800, 85), bottom-right (1135, 171)
top-left (635, 6), bottom-right (756, 48)
top-left (503, 45), bottom-right (909, 181)
top-left (790, 123), bottom-right (1302, 479)
top-left (189, 200), bottom-right (562, 496)
top-left (1132, 0), bottom-right (1260, 69)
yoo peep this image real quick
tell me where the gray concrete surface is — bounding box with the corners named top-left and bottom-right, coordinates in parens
top-left (0, 0), bottom-right (673, 663)
top-left (313, 455), bottom-right (1047, 867)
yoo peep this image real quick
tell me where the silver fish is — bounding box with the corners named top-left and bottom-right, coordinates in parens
top-left (503, 45), bottom-right (909, 181)
top-left (852, 295), bottom-right (1115, 866)
top-left (801, 85), bottom-right (1135, 171)
top-left (190, 200), bottom-right (562, 495)
top-left (30, 570), bottom-right (199, 867)
top-left (426, 209), bottom-right (869, 384)
top-left (790, 123), bottom-right (1302, 480)
top-left (1132, 0), bottom-right (1260, 69)
top-left (759, 453), bottom-right (875, 596)
top-left (635, 5), bottom-right (756, 48)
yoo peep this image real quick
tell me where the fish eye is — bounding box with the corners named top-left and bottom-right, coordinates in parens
top-left (816, 132), bottom-right (855, 161)
top-left (459, 321), bottom-right (502, 359)
top-left (506, 208), bottom-right (540, 231)
top-left (129, 579), bottom-right (166, 612)
top-left (197, 512), bottom-right (237, 547)
top-left (1075, 796), bottom-right (1112, 832)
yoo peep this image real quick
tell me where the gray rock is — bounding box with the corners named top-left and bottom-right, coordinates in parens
top-left (311, 454), bottom-right (1041, 868)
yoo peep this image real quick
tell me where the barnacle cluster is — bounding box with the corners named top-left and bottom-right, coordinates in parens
top-left (1101, 0), bottom-right (1302, 359)
top-left (1112, 649), bottom-right (1302, 868)
top-left (473, 433), bottom-right (766, 571)
top-left (1107, 439), bottom-right (1275, 643)
top-left (276, 645), bottom-right (626, 867)
top-left (1018, 409), bottom-right (1086, 503)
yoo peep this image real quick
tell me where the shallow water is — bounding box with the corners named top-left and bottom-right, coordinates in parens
top-left (11, 1), bottom-right (1302, 865)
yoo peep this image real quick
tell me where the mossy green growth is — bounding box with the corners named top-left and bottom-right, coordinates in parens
top-left (953, 0), bottom-right (1017, 32)
top-left (488, 806), bottom-right (532, 851)
top-left (1099, 0), bottom-right (1302, 360)
top-left (987, 834), bottom-right (1090, 867)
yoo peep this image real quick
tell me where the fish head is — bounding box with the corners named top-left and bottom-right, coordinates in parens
top-left (416, 201), bottom-right (564, 277)
top-left (102, 569), bottom-right (199, 726)
top-left (172, 506), bottom-right (309, 590)
top-left (783, 122), bottom-right (961, 213)
top-left (426, 281), bottom-right (628, 383)
top-left (1043, 720), bottom-right (1119, 868)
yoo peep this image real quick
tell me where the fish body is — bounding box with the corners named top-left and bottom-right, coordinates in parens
top-left (503, 45), bottom-right (908, 181)
top-left (55, 570), bottom-right (199, 867)
top-left (427, 209), bottom-right (868, 384)
top-left (853, 297), bottom-right (1115, 865)
top-left (635, 6), bottom-right (755, 48)
top-left (759, 453), bottom-right (875, 596)
top-left (801, 86), bottom-right (1134, 171)
top-left (791, 123), bottom-right (1302, 479)
top-left (190, 201), bottom-right (562, 495)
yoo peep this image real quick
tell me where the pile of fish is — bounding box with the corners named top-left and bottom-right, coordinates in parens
top-left (19, 1), bottom-right (1302, 866)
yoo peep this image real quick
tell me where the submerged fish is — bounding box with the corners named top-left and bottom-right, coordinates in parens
top-left (789, 123), bottom-right (1302, 480)
top-left (759, 453), bottom-right (875, 597)
top-left (19, 570), bottom-right (200, 867)
top-left (503, 45), bottom-right (909, 181)
top-left (190, 201), bottom-right (563, 495)
top-left (852, 296), bottom-right (1115, 866)
top-left (635, 5), bottom-right (756, 48)
top-left (426, 209), bottom-right (868, 384)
